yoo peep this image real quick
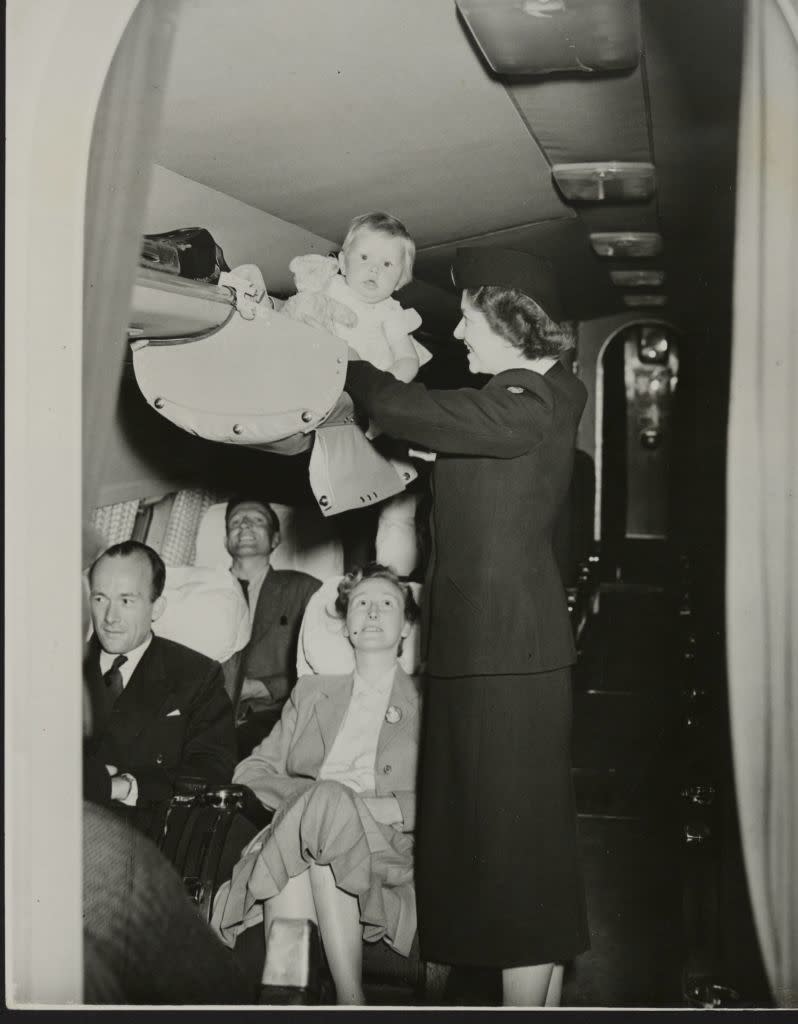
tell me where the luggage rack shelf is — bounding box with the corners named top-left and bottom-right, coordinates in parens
top-left (129, 266), bottom-right (236, 343)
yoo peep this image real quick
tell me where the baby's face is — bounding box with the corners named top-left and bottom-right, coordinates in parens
top-left (338, 229), bottom-right (405, 304)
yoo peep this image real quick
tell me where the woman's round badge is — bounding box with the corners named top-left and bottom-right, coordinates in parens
top-left (385, 705), bottom-right (403, 724)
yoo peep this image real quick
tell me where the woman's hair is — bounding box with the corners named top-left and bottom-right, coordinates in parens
top-left (335, 562), bottom-right (420, 625)
top-left (341, 211), bottom-right (415, 290)
top-left (465, 286), bottom-right (576, 360)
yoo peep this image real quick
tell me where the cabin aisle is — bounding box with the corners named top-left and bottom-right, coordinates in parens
top-left (565, 582), bottom-right (683, 1007)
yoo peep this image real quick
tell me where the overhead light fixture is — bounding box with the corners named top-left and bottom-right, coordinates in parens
top-left (610, 269), bottom-right (665, 287)
top-left (552, 162), bottom-right (655, 202)
top-left (591, 232), bottom-right (663, 258)
top-left (454, 0), bottom-right (641, 76)
top-left (623, 294), bottom-right (667, 307)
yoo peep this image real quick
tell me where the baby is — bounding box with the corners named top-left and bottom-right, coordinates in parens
top-left (286, 211), bottom-right (431, 381)
top-left (287, 212), bottom-right (431, 575)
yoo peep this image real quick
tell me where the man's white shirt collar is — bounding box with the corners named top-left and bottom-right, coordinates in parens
top-left (230, 562), bottom-right (269, 620)
top-left (99, 633), bottom-right (153, 689)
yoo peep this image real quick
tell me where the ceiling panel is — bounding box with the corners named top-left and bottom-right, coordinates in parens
top-left (149, 0), bottom-right (743, 325)
top-left (507, 66), bottom-right (652, 164)
top-left (636, 0), bottom-right (742, 319)
top-left (156, 0), bottom-right (573, 249)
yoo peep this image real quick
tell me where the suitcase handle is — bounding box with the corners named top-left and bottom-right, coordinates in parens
top-left (174, 780), bottom-right (272, 830)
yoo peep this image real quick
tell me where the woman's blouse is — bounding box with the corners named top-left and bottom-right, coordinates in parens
top-left (318, 664), bottom-right (397, 793)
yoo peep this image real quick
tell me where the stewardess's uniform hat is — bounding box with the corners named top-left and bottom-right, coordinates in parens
top-left (451, 247), bottom-right (564, 322)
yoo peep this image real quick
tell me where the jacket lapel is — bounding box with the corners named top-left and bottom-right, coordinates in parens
top-left (312, 674), bottom-right (354, 754)
top-left (377, 666), bottom-right (419, 760)
top-left (104, 638), bottom-right (175, 748)
top-left (247, 571), bottom-right (284, 646)
top-left (84, 637), bottom-right (107, 749)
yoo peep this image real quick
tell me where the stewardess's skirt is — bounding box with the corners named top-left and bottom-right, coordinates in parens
top-left (415, 669), bottom-right (589, 967)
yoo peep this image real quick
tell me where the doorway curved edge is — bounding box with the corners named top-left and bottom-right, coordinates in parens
top-left (592, 317), bottom-right (680, 542)
top-left (7, 0), bottom-right (141, 1007)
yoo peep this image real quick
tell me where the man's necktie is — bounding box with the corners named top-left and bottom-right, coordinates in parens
top-left (91, 654), bottom-right (127, 733)
top-left (237, 578), bottom-right (250, 605)
top-left (103, 654), bottom-right (128, 703)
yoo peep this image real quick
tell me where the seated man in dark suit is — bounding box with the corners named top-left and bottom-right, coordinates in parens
top-left (222, 498), bottom-right (321, 756)
top-left (84, 541), bottom-right (236, 819)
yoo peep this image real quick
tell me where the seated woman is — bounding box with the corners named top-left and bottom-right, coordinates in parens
top-left (211, 563), bottom-right (420, 1005)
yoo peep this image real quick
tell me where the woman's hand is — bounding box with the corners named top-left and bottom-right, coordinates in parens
top-left (362, 795), bottom-right (403, 827)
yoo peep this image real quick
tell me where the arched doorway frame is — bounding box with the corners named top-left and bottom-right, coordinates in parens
top-left (7, 0), bottom-right (142, 1004)
top-left (593, 317), bottom-right (680, 542)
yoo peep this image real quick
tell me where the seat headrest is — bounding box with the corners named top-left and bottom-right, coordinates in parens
top-left (297, 576), bottom-right (423, 677)
top-left (154, 566), bottom-right (250, 664)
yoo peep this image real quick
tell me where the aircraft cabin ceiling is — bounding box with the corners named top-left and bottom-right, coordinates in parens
top-left (154, 0), bottom-right (742, 326)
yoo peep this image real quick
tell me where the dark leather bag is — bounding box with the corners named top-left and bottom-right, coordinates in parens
top-left (140, 227), bottom-right (231, 283)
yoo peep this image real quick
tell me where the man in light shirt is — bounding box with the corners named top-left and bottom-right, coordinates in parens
top-left (83, 541), bottom-right (236, 818)
top-left (221, 498), bottom-right (321, 756)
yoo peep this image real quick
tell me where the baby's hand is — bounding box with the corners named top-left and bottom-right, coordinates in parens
top-left (228, 264), bottom-right (268, 303)
top-left (220, 264), bottom-right (271, 320)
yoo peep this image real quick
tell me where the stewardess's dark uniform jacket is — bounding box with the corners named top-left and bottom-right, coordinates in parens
top-left (345, 359), bottom-right (587, 676)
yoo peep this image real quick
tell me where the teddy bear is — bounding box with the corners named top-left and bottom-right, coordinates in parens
top-left (282, 254), bottom-right (358, 335)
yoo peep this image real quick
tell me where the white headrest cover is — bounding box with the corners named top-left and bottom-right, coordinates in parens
top-left (297, 576), bottom-right (422, 678)
top-left (154, 566), bottom-right (250, 664)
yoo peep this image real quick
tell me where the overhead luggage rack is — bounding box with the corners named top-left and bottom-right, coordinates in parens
top-left (127, 270), bottom-right (409, 517)
top-left (128, 266), bottom-right (236, 344)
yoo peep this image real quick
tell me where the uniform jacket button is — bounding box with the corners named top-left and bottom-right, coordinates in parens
top-left (155, 754), bottom-right (164, 765)
top-left (382, 764), bottom-right (392, 775)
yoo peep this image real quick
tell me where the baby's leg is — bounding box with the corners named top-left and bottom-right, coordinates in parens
top-left (262, 871), bottom-right (317, 983)
top-left (375, 491), bottom-right (419, 577)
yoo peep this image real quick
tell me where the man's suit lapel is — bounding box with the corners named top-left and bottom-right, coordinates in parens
top-left (248, 571), bottom-right (284, 647)
top-left (104, 638), bottom-right (175, 748)
top-left (84, 636), bottom-right (107, 750)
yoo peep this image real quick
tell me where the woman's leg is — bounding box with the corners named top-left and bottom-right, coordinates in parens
top-left (308, 862), bottom-right (365, 1005)
top-left (261, 872), bottom-right (318, 982)
top-left (502, 962), bottom-right (558, 1007)
top-left (546, 963), bottom-right (564, 1006)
